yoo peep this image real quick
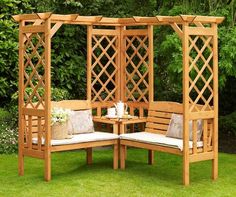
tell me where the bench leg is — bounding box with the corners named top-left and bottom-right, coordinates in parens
top-left (148, 150), bottom-right (154, 165)
top-left (183, 155), bottom-right (189, 186)
top-left (212, 157), bottom-right (218, 180)
top-left (120, 144), bottom-right (126, 169)
top-left (86, 148), bottom-right (93, 165)
top-left (113, 144), bottom-right (118, 169)
top-left (18, 149), bottom-right (24, 176)
top-left (44, 151), bottom-right (51, 181)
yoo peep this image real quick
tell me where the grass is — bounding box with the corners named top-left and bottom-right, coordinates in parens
top-left (0, 148), bottom-right (236, 197)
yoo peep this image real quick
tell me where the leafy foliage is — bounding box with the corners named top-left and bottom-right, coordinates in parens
top-left (219, 111), bottom-right (236, 136)
top-left (0, 0), bottom-right (34, 104)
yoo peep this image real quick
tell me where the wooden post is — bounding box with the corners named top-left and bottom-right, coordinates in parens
top-left (116, 26), bottom-right (121, 101)
top-left (87, 25), bottom-right (92, 101)
top-left (86, 148), bottom-right (93, 165)
top-left (44, 18), bottom-right (52, 181)
top-left (212, 23), bottom-right (218, 180)
top-left (120, 26), bottom-right (126, 102)
top-left (148, 25), bottom-right (154, 164)
top-left (182, 22), bottom-right (190, 186)
top-left (113, 144), bottom-right (118, 169)
top-left (18, 20), bottom-right (25, 176)
top-left (148, 25), bottom-right (154, 102)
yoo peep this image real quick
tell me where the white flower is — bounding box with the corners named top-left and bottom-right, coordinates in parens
top-left (51, 107), bottom-right (71, 125)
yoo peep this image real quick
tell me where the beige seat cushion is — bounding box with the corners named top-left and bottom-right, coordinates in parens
top-left (166, 114), bottom-right (203, 141)
top-left (120, 132), bottom-right (203, 151)
top-left (33, 132), bottom-right (118, 146)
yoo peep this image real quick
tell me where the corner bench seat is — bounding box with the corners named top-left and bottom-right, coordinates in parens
top-left (33, 132), bottom-right (119, 146)
top-left (120, 132), bottom-right (203, 151)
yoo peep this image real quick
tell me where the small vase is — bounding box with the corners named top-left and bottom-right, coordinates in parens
top-left (51, 121), bottom-right (68, 140)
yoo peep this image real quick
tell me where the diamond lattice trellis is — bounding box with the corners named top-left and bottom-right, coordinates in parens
top-left (124, 35), bottom-right (149, 102)
top-left (23, 32), bottom-right (46, 109)
top-left (188, 35), bottom-right (214, 112)
top-left (91, 34), bottom-right (118, 102)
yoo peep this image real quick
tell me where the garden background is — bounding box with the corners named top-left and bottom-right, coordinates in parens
top-left (0, 0), bottom-right (236, 154)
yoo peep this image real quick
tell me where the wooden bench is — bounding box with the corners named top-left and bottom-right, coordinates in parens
top-left (20, 100), bottom-right (119, 181)
top-left (120, 101), bottom-right (216, 185)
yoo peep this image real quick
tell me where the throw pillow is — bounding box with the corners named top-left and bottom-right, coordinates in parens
top-left (166, 114), bottom-right (203, 141)
top-left (69, 109), bottom-right (95, 134)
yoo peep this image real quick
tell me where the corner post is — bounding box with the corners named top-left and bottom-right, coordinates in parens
top-left (18, 20), bottom-right (25, 176)
top-left (182, 22), bottom-right (190, 186)
top-left (212, 23), bottom-right (218, 180)
top-left (44, 17), bottom-right (52, 181)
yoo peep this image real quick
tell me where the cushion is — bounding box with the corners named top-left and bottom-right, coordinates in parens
top-left (166, 114), bottom-right (202, 141)
top-left (69, 110), bottom-right (95, 134)
top-left (33, 132), bottom-right (119, 146)
top-left (120, 132), bottom-right (203, 151)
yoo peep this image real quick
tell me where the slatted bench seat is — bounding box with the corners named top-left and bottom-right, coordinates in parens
top-left (120, 101), bottom-right (216, 185)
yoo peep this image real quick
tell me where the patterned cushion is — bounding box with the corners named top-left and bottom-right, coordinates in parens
top-left (166, 114), bottom-right (202, 141)
top-left (69, 110), bottom-right (94, 134)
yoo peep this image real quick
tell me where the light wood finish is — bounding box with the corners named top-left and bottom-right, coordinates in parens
top-left (212, 23), bottom-right (218, 180)
top-left (14, 13), bottom-right (222, 185)
top-left (13, 13), bottom-right (224, 25)
top-left (182, 22), bottom-right (190, 186)
top-left (120, 101), bottom-right (218, 185)
top-left (18, 20), bottom-right (25, 176)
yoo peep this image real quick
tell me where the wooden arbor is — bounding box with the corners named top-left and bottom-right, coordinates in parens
top-left (13, 13), bottom-right (224, 184)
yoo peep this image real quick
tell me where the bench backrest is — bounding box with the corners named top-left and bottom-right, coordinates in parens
top-left (52, 100), bottom-right (91, 110)
top-left (145, 101), bottom-right (183, 135)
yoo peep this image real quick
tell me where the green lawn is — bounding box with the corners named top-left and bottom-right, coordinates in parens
top-left (0, 149), bottom-right (235, 197)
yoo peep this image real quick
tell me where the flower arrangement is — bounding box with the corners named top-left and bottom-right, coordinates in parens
top-left (51, 107), bottom-right (71, 125)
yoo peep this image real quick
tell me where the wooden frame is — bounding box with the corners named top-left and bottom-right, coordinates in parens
top-left (13, 13), bottom-right (223, 184)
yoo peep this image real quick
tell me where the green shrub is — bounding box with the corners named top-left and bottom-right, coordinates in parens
top-left (0, 122), bottom-right (18, 154)
top-left (0, 108), bottom-right (12, 123)
top-left (219, 111), bottom-right (236, 136)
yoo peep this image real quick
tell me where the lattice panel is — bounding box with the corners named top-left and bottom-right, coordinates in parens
top-left (23, 32), bottom-right (46, 109)
top-left (91, 34), bottom-right (118, 102)
top-left (124, 35), bottom-right (149, 102)
top-left (188, 35), bottom-right (214, 112)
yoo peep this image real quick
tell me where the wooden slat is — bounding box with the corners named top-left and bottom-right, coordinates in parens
top-left (123, 29), bottom-right (148, 36)
top-left (192, 120), bottom-right (197, 154)
top-left (189, 152), bottom-right (214, 163)
top-left (146, 122), bottom-right (168, 130)
top-left (51, 140), bottom-right (117, 152)
top-left (149, 111), bottom-right (172, 119)
top-left (149, 101), bottom-right (183, 113)
top-left (189, 111), bottom-right (214, 120)
top-left (52, 100), bottom-right (91, 110)
top-left (188, 27), bottom-right (214, 36)
top-left (27, 116), bottom-right (32, 150)
top-left (203, 119), bottom-right (208, 152)
top-left (120, 139), bottom-right (183, 155)
top-left (145, 128), bottom-right (166, 135)
top-left (92, 29), bottom-right (119, 36)
top-left (22, 108), bottom-right (45, 116)
top-left (147, 117), bottom-right (170, 124)
top-left (22, 25), bottom-right (45, 33)
top-left (23, 149), bottom-right (44, 159)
